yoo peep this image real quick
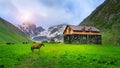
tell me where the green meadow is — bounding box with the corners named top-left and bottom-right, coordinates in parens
top-left (0, 43), bottom-right (120, 68)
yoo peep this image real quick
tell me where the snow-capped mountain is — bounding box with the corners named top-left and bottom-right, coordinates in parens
top-left (18, 23), bottom-right (45, 38)
top-left (18, 23), bottom-right (66, 42)
top-left (33, 24), bottom-right (66, 42)
top-left (47, 24), bottom-right (66, 38)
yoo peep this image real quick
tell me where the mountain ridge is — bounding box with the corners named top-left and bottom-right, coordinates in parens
top-left (80, 0), bottom-right (120, 45)
top-left (0, 17), bottom-right (30, 43)
top-left (19, 23), bottom-right (66, 42)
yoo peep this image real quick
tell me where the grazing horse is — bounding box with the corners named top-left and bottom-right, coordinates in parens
top-left (31, 43), bottom-right (45, 52)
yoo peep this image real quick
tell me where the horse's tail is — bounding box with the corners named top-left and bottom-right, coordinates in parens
top-left (31, 47), bottom-right (33, 52)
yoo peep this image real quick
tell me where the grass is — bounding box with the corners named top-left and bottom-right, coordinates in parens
top-left (0, 43), bottom-right (120, 68)
top-left (0, 18), bottom-right (29, 43)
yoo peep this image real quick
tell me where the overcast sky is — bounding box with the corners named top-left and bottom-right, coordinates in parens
top-left (0, 0), bottom-right (105, 29)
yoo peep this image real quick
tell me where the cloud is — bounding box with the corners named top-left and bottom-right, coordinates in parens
top-left (0, 0), bottom-right (105, 28)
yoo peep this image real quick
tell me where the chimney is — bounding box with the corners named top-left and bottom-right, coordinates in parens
top-left (88, 27), bottom-right (92, 31)
top-left (82, 26), bottom-right (85, 31)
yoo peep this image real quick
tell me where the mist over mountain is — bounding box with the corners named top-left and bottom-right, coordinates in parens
top-left (80, 0), bottom-right (120, 45)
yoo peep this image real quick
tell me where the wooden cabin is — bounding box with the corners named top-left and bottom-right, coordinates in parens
top-left (63, 25), bottom-right (102, 44)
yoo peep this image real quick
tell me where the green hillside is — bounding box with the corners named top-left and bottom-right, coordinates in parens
top-left (0, 17), bottom-right (30, 43)
top-left (80, 0), bottom-right (120, 45)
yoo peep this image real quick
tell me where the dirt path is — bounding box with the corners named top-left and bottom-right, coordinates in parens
top-left (17, 54), bottom-right (39, 68)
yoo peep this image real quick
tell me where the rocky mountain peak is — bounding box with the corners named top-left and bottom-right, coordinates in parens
top-left (19, 23), bottom-right (66, 42)
top-left (18, 23), bottom-right (45, 37)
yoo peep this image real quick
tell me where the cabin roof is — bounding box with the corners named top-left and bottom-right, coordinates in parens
top-left (68, 25), bottom-right (100, 32)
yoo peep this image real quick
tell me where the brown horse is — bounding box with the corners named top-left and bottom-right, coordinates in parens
top-left (31, 43), bottom-right (45, 52)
